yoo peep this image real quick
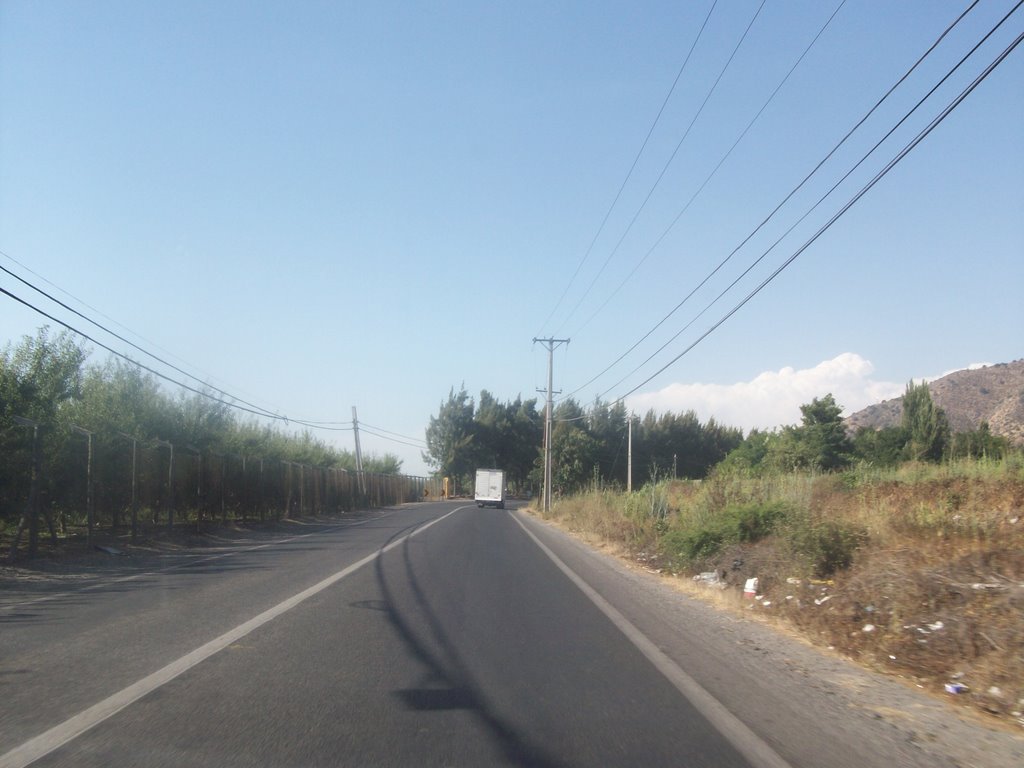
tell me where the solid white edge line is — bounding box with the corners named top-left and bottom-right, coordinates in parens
top-left (511, 510), bottom-right (794, 768)
top-left (0, 506), bottom-right (465, 768)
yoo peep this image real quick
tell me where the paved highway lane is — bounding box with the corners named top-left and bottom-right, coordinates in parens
top-left (4, 502), bottom-right (1021, 767)
top-left (3, 503), bottom-right (759, 767)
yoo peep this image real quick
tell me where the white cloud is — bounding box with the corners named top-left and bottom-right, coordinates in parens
top-left (927, 362), bottom-right (992, 382)
top-left (626, 353), bottom-right (904, 433)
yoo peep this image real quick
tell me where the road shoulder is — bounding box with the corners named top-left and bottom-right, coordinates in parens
top-left (514, 508), bottom-right (1024, 768)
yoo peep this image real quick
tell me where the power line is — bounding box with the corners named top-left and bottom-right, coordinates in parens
top-left (360, 422), bottom-right (427, 446)
top-left (359, 427), bottom-right (428, 449)
top-left (0, 256), bottom-right (287, 421)
top-left (0, 248), bottom-right (282, 416)
top-left (0, 283), bottom-right (354, 432)
top-left (569, 0), bottom-right (848, 339)
top-left (565, 0), bottom-right (991, 400)
top-left (613, 23), bottom-right (1024, 404)
top-left (556, 0), bottom-right (768, 335)
top-left (537, 0), bottom-right (721, 336)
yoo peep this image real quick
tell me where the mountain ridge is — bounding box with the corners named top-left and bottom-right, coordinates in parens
top-left (843, 359), bottom-right (1024, 445)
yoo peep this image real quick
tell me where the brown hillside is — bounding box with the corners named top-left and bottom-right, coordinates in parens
top-left (844, 359), bottom-right (1024, 445)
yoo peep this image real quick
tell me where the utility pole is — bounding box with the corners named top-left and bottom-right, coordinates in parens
top-left (533, 337), bottom-right (569, 514)
top-left (627, 413), bottom-right (633, 493)
top-left (352, 406), bottom-right (365, 499)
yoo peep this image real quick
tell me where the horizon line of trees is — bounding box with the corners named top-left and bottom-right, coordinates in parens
top-left (1, 327), bottom-right (414, 552)
top-left (424, 381), bottom-right (1016, 496)
top-left (422, 386), bottom-right (744, 495)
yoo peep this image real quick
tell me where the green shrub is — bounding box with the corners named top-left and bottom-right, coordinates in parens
top-left (730, 500), bottom-right (788, 542)
top-left (786, 517), bottom-right (867, 577)
top-left (658, 500), bottom-right (789, 569)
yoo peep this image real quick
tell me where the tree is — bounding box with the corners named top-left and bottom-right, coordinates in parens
top-left (422, 386), bottom-right (477, 487)
top-left (949, 422), bottom-right (1008, 460)
top-left (901, 381), bottom-right (949, 462)
top-left (765, 394), bottom-right (853, 471)
top-left (796, 394), bottom-right (854, 471)
top-left (852, 425), bottom-right (908, 466)
top-left (719, 429), bottom-right (773, 473)
top-left (551, 424), bottom-right (601, 495)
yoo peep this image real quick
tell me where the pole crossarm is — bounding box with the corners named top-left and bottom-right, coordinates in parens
top-left (532, 337), bottom-right (570, 513)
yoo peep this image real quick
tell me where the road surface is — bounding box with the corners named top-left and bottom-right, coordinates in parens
top-left (1, 501), bottom-right (1020, 767)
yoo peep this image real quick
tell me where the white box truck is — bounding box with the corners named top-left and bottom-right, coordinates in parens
top-left (474, 468), bottom-right (506, 509)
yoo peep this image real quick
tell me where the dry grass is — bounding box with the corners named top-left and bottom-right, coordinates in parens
top-left (534, 455), bottom-right (1024, 726)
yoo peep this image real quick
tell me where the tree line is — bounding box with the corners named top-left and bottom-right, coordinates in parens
top-left (1, 327), bottom-right (413, 554)
top-left (424, 381), bottom-right (1014, 496)
top-left (422, 386), bottom-right (743, 495)
top-left (719, 382), bottom-right (1012, 474)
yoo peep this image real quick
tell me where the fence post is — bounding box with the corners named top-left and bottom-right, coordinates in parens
top-left (71, 425), bottom-right (94, 547)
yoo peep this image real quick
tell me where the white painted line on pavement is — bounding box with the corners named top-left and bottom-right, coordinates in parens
top-left (511, 511), bottom-right (794, 768)
top-left (0, 506), bottom-right (466, 768)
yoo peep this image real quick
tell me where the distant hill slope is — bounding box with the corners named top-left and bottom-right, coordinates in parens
top-left (844, 359), bottom-right (1024, 445)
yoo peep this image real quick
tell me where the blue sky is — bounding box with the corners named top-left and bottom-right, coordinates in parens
top-left (2, 1), bottom-right (1021, 475)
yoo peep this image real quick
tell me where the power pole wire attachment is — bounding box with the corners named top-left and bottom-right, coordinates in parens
top-left (533, 338), bottom-right (570, 514)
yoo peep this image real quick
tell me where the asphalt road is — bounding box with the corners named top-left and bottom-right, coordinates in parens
top-left (2, 501), bottom-right (1021, 767)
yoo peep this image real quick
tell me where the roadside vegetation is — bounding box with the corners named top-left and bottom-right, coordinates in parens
top-left (1, 327), bottom-right (408, 553)
top-left (532, 387), bottom-right (1023, 727)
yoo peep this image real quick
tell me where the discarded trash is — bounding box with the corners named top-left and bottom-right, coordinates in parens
top-left (926, 621), bottom-right (944, 632)
top-left (888, 655), bottom-right (896, 660)
top-left (743, 577), bottom-right (759, 599)
top-left (988, 686), bottom-right (1003, 697)
top-left (95, 545), bottom-right (124, 555)
top-left (693, 572), bottom-right (726, 589)
top-left (814, 595), bottom-right (833, 606)
top-left (761, 601), bottom-right (771, 607)
top-left (862, 624), bottom-right (875, 633)
top-left (945, 683), bottom-right (968, 695)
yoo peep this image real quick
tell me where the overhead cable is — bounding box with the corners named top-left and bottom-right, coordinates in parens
top-left (613, 24), bottom-right (1024, 403)
top-left (0, 284), bottom-right (354, 432)
top-left (570, 0), bottom-right (848, 339)
top-left (537, 0), bottom-right (720, 335)
top-left (0, 258), bottom-right (286, 421)
top-left (565, 0), bottom-right (989, 399)
top-left (556, 0), bottom-right (768, 334)
top-left (359, 426), bottom-right (429, 449)
top-left (360, 422), bottom-right (428, 446)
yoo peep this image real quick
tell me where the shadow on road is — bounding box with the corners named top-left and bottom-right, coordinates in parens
top-left (373, 514), bottom-right (567, 768)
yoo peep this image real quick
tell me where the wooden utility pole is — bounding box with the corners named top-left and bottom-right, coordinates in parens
top-left (352, 406), bottom-right (365, 499)
top-left (627, 413), bottom-right (633, 493)
top-left (533, 337), bottom-right (569, 513)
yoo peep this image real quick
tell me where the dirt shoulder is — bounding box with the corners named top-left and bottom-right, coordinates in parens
top-left (523, 504), bottom-right (1024, 746)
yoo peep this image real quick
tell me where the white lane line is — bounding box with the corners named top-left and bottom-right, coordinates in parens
top-left (0, 506), bottom-right (466, 768)
top-left (511, 511), bottom-right (794, 768)
top-left (0, 509), bottom-right (405, 612)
